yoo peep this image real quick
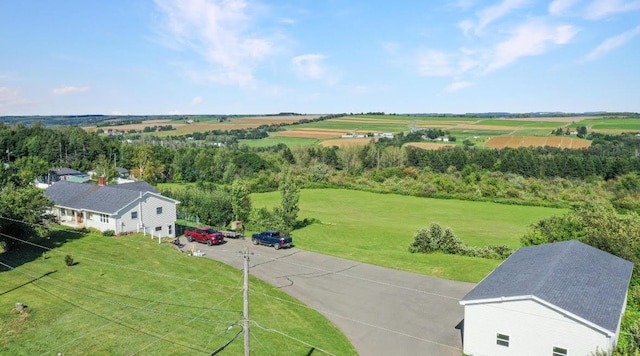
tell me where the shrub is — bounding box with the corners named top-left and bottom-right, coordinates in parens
top-left (102, 230), bottom-right (115, 237)
top-left (409, 223), bottom-right (511, 260)
top-left (64, 254), bottom-right (74, 266)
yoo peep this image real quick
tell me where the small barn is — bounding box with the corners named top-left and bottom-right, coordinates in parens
top-left (459, 240), bottom-right (633, 356)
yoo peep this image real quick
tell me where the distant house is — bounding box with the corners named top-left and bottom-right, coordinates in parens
top-left (44, 168), bottom-right (90, 184)
top-left (45, 180), bottom-right (179, 237)
top-left (116, 167), bottom-right (130, 178)
top-left (459, 240), bottom-right (633, 356)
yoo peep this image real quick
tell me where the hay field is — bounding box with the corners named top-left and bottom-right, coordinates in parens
top-left (485, 136), bottom-right (591, 149)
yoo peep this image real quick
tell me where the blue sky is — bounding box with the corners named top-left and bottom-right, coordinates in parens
top-left (1, 0), bottom-right (639, 115)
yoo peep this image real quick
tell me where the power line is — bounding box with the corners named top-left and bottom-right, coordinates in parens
top-left (132, 274), bottom-right (245, 355)
top-left (0, 260), bottom-right (238, 325)
top-left (0, 230), bottom-right (239, 290)
top-left (250, 288), bottom-right (461, 352)
top-left (30, 281), bottom-right (210, 355)
top-left (250, 320), bottom-right (337, 356)
top-left (249, 250), bottom-right (460, 301)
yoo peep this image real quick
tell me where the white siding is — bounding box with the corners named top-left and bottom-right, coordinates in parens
top-left (463, 299), bottom-right (613, 356)
top-left (84, 212), bottom-right (116, 232)
top-left (111, 194), bottom-right (177, 236)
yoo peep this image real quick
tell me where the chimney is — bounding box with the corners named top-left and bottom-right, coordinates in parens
top-left (98, 176), bottom-right (107, 186)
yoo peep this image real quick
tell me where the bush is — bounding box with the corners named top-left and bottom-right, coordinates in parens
top-left (64, 254), bottom-right (74, 266)
top-left (409, 223), bottom-right (511, 260)
top-left (102, 230), bottom-right (115, 237)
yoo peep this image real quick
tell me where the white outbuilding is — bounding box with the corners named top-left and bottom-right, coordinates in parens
top-left (459, 240), bottom-right (633, 356)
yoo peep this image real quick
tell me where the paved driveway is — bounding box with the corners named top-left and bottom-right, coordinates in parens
top-left (180, 238), bottom-right (475, 356)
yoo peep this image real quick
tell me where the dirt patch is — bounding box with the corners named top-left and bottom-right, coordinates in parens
top-left (320, 138), bottom-right (377, 147)
top-left (485, 136), bottom-right (591, 149)
top-left (405, 142), bottom-right (456, 150)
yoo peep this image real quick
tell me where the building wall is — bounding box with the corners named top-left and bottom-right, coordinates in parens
top-left (84, 211), bottom-right (117, 232)
top-left (114, 194), bottom-right (176, 237)
top-left (462, 299), bottom-right (613, 356)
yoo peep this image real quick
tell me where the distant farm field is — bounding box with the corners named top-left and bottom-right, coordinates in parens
top-left (319, 138), bottom-right (377, 147)
top-left (86, 115), bottom-right (322, 134)
top-left (271, 128), bottom-right (348, 139)
top-left (238, 136), bottom-right (320, 147)
top-left (405, 142), bottom-right (456, 150)
top-left (485, 136), bottom-right (591, 149)
top-left (252, 189), bottom-right (565, 282)
top-left (578, 118), bottom-right (640, 131)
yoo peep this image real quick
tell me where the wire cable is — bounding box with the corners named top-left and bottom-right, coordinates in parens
top-left (0, 230), bottom-right (239, 290)
top-left (250, 320), bottom-right (337, 356)
top-left (0, 260), bottom-right (238, 325)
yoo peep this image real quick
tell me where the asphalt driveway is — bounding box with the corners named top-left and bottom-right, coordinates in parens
top-left (180, 238), bottom-right (475, 356)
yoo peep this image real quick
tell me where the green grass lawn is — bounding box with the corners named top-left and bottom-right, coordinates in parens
top-left (0, 229), bottom-right (355, 355)
top-left (252, 189), bottom-right (565, 282)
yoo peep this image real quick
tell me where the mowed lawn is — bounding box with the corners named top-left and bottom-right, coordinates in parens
top-left (0, 230), bottom-right (355, 355)
top-left (252, 189), bottom-right (565, 282)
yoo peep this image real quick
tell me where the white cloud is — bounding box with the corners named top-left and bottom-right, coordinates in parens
top-left (154, 0), bottom-right (274, 87)
top-left (191, 95), bottom-right (203, 105)
top-left (51, 86), bottom-right (90, 95)
top-left (446, 81), bottom-right (474, 93)
top-left (473, 0), bottom-right (530, 33)
top-left (417, 50), bottom-right (454, 76)
top-left (485, 20), bottom-right (578, 72)
top-left (585, 0), bottom-right (640, 19)
top-left (549, 0), bottom-right (581, 15)
top-left (0, 87), bottom-right (31, 114)
top-left (458, 20), bottom-right (474, 35)
top-left (292, 54), bottom-right (328, 80)
top-left (584, 26), bottom-right (640, 61)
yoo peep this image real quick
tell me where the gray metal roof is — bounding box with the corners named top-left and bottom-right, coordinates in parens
top-left (45, 181), bottom-right (162, 214)
top-left (461, 240), bottom-right (633, 333)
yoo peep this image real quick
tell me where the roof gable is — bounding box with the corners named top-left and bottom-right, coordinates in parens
top-left (45, 181), bottom-right (166, 214)
top-left (461, 240), bottom-right (633, 333)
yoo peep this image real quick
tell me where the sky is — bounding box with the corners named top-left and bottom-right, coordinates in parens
top-left (1, 0), bottom-right (639, 116)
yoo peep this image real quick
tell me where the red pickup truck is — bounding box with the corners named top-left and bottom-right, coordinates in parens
top-left (184, 227), bottom-right (224, 246)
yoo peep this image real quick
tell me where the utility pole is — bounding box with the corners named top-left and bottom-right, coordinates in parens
top-left (243, 247), bottom-right (250, 356)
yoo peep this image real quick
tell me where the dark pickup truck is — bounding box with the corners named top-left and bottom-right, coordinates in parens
top-left (251, 230), bottom-right (293, 250)
top-left (184, 227), bottom-right (224, 246)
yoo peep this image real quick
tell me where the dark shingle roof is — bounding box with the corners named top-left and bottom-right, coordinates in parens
top-left (116, 167), bottom-right (129, 175)
top-left (461, 240), bottom-right (633, 333)
top-left (45, 181), bottom-right (161, 214)
top-left (51, 168), bottom-right (83, 176)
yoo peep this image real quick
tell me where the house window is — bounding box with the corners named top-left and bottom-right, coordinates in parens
top-left (100, 214), bottom-right (109, 223)
top-left (553, 347), bottom-right (567, 356)
top-left (496, 333), bottom-right (509, 347)
top-left (155, 226), bottom-right (162, 232)
top-left (168, 225), bottom-right (172, 235)
top-left (156, 207), bottom-right (163, 215)
top-left (131, 211), bottom-right (138, 219)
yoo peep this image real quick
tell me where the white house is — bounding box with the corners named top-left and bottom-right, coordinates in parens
top-left (460, 240), bottom-right (633, 356)
top-left (45, 180), bottom-right (179, 237)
